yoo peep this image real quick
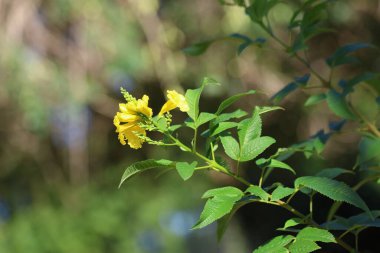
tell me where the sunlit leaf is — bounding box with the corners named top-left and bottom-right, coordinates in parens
top-left (253, 235), bottom-right (294, 253)
top-left (197, 112), bottom-right (217, 127)
top-left (256, 106), bottom-right (284, 114)
top-left (289, 239), bottom-right (320, 253)
top-left (296, 227), bottom-right (335, 243)
top-left (283, 218), bottom-right (303, 229)
top-left (238, 109), bottom-right (262, 146)
top-left (193, 186), bottom-right (244, 229)
top-left (176, 161), bottom-right (197, 181)
top-left (220, 135), bottom-right (240, 161)
top-left (240, 136), bottom-right (275, 162)
top-left (246, 185), bottom-right (270, 201)
top-left (271, 186), bottom-right (294, 201)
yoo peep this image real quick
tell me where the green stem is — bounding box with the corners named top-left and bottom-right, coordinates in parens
top-left (195, 165), bottom-right (212, 170)
top-left (338, 225), bottom-right (362, 240)
top-left (262, 167), bottom-right (273, 185)
top-left (166, 132), bottom-right (252, 186)
top-left (286, 188), bottom-right (299, 204)
top-left (258, 168), bottom-right (265, 187)
top-left (309, 191), bottom-right (315, 221)
top-left (210, 142), bottom-right (216, 161)
top-left (354, 231), bottom-right (359, 253)
top-left (193, 128), bottom-right (198, 152)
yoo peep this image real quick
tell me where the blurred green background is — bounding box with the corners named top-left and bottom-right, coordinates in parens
top-left (0, 0), bottom-right (379, 252)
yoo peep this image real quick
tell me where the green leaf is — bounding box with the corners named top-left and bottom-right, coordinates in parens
top-left (256, 106), bottom-right (284, 115)
top-left (269, 159), bottom-right (296, 174)
top-left (229, 34), bottom-right (266, 55)
top-left (201, 77), bottom-right (220, 86)
top-left (357, 136), bottom-right (380, 169)
top-left (119, 159), bottom-right (174, 187)
top-left (246, 185), bottom-right (270, 201)
top-left (210, 122), bottom-right (239, 137)
top-left (168, 124), bottom-right (182, 132)
top-left (216, 90), bottom-right (256, 115)
top-left (326, 89), bottom-right (356, 119)
top-left (323, 211), bottom-right (380, 231)
top-left (288, 227), bottom-right (336, 253)
top-left (289, 1), bottom-right (332, 53)
top-left (176, 161), bottom-right (197, 181)
top-left (213, 109), bottom-right (248, 124)
top-left (271, 75), bottom-right (310, 104)
top-left (283, 218), bottom-right (303, 229)
top-left (295, 176), bottom-right (371, 215)
top-left (253, 235), bottom-right (294, 253)
top-left (197, 112), bottom-right (217, 127)
top-left (271, 186), bottom-right (295, 201)
top-left (316, 168), bottom-right (354, 179)
top-left (185, 77), bottom-right (219, 121)
top-left (184, 119), bottom-right (196, 129)
top-left (288, 239), bottom-right (320, 253)
top-left (326, 43), bottom-right (373, 67)
top-left (346, 211), bottom-right (380, 226)
top-left (351, 84), bottom-right (379, 122)
top-left (193, 186), bottom-right (243, 229)
top-left (296, 227), bottom-right (336, 243)
top-left (245, 0), bottom-right (279, 23)
top-left (304, 94), bottom-right (326, 106)
top-left (347, 72), bottom-right (376, 87)
top-left (238, 109), bottom-right (262, 147)
top-left (367, 76), bottom-right (380, 94)
top-left (220, 136), bottom-right (240, 161)
top-left (152, 116), bottom-right (168, 131)
top-left (183, 40), bottom-right (214, 56)
top-left (240, 136), bottom-right (276, 162)
top-left (185, 87), bottom-right (203, 120)
top-left (271, 82), bottom-right (299, 104)
top-left (232, 0), bottom-right (245, 6)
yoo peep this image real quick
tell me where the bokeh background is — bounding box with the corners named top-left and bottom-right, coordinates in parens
top-left (0, 0), bottom-right (379, 252)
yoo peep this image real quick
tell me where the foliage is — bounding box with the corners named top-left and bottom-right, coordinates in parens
top-left (114, 0), bottom-right (380, 252)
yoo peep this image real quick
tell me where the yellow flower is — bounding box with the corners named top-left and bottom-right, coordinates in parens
top-left (114, 94), bottom-right (153, 149)
top-left (159, 90), bottom-right (189, 116)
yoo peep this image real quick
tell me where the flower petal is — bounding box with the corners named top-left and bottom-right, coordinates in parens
top-left (159, 100), bottom-right (177, 115)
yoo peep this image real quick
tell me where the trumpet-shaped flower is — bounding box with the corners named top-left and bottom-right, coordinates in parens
top-left (114, 94), bottom-right (153, 149)
top-left (159, 90), bottom-right (189, 116)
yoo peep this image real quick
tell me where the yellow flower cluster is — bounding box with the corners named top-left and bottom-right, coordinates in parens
top-left (113, 95), bottom-right (152, 149)
top-left (114, 90), bottom-right (188, 149)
